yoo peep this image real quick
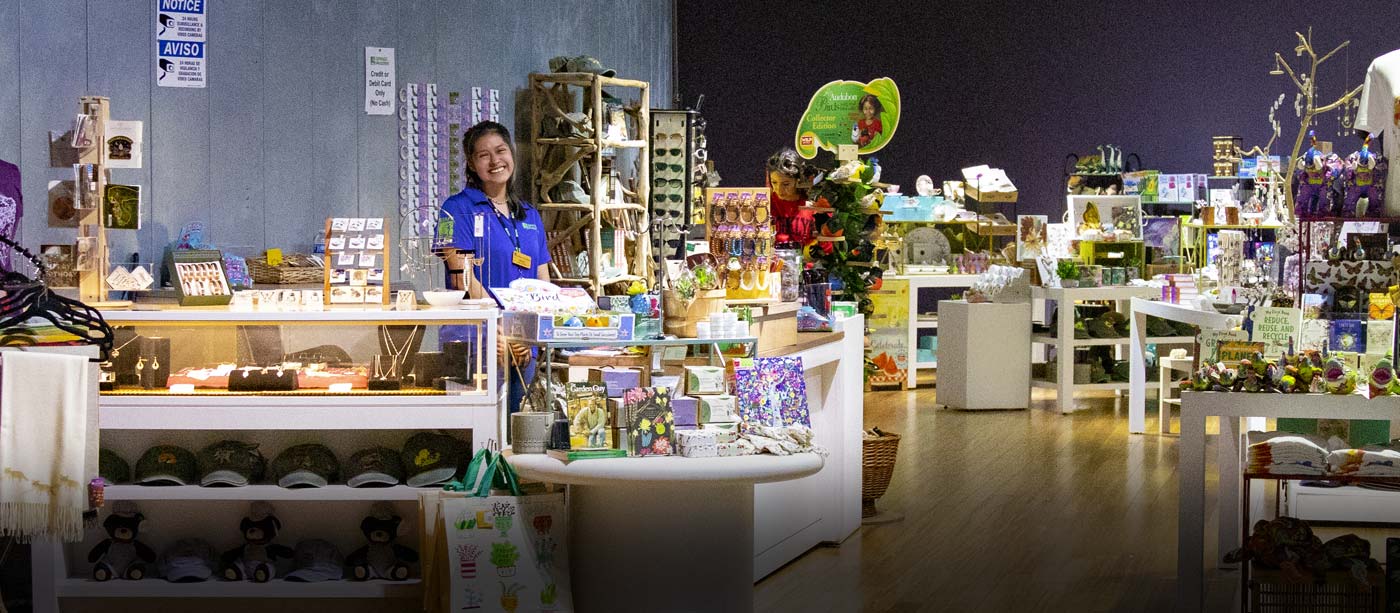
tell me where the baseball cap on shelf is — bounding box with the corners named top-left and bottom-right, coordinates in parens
top-left (197, 440), bottom-right (267, 487)
top-left (271, 443), bottom-right (341, 488)
top-left (284, 538), bottom-right (345, 582)
top-left (99, 448), bottom-right (130, 485)
top-left (133, 445), bottom-right (198, 486)
top-left (159, 538), bottom-right (217, 582)
top-left (401, 432), bottom-right (468, 487)
top-left (345, 446), bottom-right (405, 488)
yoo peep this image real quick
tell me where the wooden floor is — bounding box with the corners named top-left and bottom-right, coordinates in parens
top-left (754, 387), bottom-right (1241, 613)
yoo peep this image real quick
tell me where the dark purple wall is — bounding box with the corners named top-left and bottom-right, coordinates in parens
top-left (676, 1), bottom-right (1400, 219)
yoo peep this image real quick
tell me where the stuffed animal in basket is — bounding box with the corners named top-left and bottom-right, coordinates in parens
top-left (347, 502), bottom-right (418, 581)
top-left (88, 501), bottom-right (156, 581)
top-left (220, 501), bottom-right (294, 582)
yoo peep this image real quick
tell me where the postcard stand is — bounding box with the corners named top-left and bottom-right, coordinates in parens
top-left (74, 95), bottom-right (126, 307)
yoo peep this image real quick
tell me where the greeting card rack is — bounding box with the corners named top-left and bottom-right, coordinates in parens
top-left (528, 72), bottom-right (652, 296)
top-left (72, 95), bottom-right (125, 308)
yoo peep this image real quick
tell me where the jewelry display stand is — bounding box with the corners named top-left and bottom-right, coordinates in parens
top-left (74, 95), bottom-right (130, 309)
top-left (528, 72), bottom-right (652, 296)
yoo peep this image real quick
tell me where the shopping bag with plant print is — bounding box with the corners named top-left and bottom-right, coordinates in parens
top-left (441, 449), bottom-right (571, 612)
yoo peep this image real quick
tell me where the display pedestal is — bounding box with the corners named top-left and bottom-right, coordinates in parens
top-left (935, 299), bottom-right (1030, 409)
top-left (509, 453), bottom-right (823, 613)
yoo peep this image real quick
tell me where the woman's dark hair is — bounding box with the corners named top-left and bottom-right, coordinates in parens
top-left (462, 120), bottom-right (525, 220)
top-left (858, 94), bottom-right (883, 115)
top-left (766, 148), bottom-right (814, 181)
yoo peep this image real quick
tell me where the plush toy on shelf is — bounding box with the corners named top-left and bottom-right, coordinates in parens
top-left (1343, 137), bottom-right (1387, 217)
top-left (347, 502), bottom-right (419, 581)
top-left (87, 501), bottom-right (156, 581)
top-left (220, 501), bottom-right (294, 582)
top-left (1323, 356), bottom-right (1357, 395)
top-left (1293, 131), bottom-right (1331, 218)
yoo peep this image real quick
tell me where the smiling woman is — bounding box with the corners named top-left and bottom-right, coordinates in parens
top-left (435, 121), bottom-right (552, 416)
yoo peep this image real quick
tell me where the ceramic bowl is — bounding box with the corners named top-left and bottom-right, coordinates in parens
top-left (422, 290), bottom-right (464, 307)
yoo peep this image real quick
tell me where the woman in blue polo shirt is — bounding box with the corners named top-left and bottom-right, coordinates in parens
top-left (439, 121), bottom-right (550, 414)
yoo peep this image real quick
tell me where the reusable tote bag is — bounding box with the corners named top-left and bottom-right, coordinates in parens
top-left (437, 449), bottom-right (572, 612)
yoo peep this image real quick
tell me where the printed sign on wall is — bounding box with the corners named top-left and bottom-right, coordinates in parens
top-left (794, 78), bottom-right (900, 159)
top-left (364, 47), bottom-right (395, 115)
top-left (156, 0), bottom-right (206, 88)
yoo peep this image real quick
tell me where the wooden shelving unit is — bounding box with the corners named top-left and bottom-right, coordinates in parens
top-left (528, 72), bottom-right (652, 295)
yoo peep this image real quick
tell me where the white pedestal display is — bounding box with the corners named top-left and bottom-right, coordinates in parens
top-left (935, 300), bottom-right (1031, 409)
top-left (509, 453), bottom-right (823, 613)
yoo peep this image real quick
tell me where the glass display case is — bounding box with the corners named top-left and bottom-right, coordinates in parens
top-left (97, 308), bottom-right (497, 398)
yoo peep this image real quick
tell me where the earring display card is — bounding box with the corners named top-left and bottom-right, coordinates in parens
top-left (323, 217), bottom-right (391, 306)
top-left (165, 249), bottom-right (233, 306)
top-left (138, 336), bottom-right (171, 389)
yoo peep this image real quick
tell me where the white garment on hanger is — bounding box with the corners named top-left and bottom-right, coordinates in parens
top-left (1356, 48), bottom-right (1400, 216)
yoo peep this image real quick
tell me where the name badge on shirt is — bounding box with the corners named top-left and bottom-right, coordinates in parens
top-left (512, 250), bottom-right (532, 270)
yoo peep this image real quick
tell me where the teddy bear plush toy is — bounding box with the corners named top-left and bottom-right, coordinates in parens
top-left (347, 502), bottom-right (418, 581)
top-left (219, 501), bottom-right (294, 582)
top-left (88, 501), bottom-right (156, 581)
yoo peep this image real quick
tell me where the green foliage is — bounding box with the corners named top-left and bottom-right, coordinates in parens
top-left (807, 166), bottom-right (886, 316)
top-left (490, 542), bottom-right (519, 567)
top-left (1056, 260), bottom-right (1080, 280)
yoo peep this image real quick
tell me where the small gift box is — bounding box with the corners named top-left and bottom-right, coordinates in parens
top-left (698, 395), bottom-right (737, 423)
top-left (715, 441), bottom-right (745, 457)
top-left (589, 367), bottom-right (642, 398)
top-left (675, 429), bottom-right (716, 449)
top-left (703, 422), bottom-right (739, 444)
top-left (672, 396), bottom-right (699, 427)
top-left (685, 366), bottom-right (727, 395)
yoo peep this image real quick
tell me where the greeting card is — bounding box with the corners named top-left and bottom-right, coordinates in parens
top-left (620, 387), bottom-right (673, 457)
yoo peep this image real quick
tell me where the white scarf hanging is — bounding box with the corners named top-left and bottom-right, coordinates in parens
top-left (0, 351), bottom-right (92, 542)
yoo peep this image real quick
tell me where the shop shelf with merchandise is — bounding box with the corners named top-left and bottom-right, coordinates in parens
top-left (1176, 391), bottom-right (1400, 611)
top-left (1127, 298), bottom-right (1241, 434)
top-left (1028, 284), bottom-right (1192, 413)
top-left (51, 578), bottom-right (421, 599)
top-left (30, 308), bottom-right (499, 613)
top-left (889, 273), bottom-right (980, 389)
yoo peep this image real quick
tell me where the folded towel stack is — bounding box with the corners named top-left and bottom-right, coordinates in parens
top-left (1326, 448), bottom-right (1400, 477)
top-left (1246, 432), bottom-right (1336, 476)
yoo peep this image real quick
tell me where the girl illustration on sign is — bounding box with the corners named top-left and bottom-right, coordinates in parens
top-left (852, 94), bottom-right (884, 148)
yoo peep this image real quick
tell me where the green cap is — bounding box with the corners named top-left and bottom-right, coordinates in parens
top-left (400, 433), bottom-right (468, 487)
top-left (134, 445), bottom-right (198, 486)
top-left (98, 448), bottom-right (130, 485)
top-left (197, 441), bottom-right (267, 487)
top-left (271, 444), bottom-right (340, 488)
top-left (345, 446), bottom-right (404, 488)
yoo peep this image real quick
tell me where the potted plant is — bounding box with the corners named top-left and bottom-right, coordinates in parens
top-left (1056, 260), bottom-right (1081, 288)
top-left (491, 542), bottom-right (519, 577)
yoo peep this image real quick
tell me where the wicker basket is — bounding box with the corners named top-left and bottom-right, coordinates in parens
top-left (662, 289), bottom-right (727, 338)
top-left (861, 432), bottom-right (901, 518)
top-left (248, 256), bottom-right (324, 285)
top-left (1250, 567), bottom-right (1383, 613)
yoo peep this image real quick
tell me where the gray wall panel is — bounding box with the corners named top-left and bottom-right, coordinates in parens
top-left (18, 0), bottom-right (86, 251)
top-left (207, 0), bottom-right (265, 258)
top-left (0, 0), bottom-right (20, 166)
top-left (1, 0), bottom-right (675, 285)
top-left (86, 0), bottom-right (151, 268)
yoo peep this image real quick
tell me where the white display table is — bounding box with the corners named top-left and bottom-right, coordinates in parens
top-left (1029, 285), bottom-right (1182, 413)
top-left (510, 453), bottom-right (824, 613)
top-left (935, 300), bottom-right (1030, 409)
top-left (1127, 298), bottom-right (1240, 434)
top-left (1175, 392), bottom-right (1396, 612)
top-left (890, 274), bottom-right (980, 388)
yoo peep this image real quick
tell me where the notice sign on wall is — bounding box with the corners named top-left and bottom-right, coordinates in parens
top-left (364, 47), bottom-right (395, 115)
top-left (156, 0), bottom-right (206, 88)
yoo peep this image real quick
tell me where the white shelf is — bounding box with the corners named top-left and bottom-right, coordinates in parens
top-left (104, 484), bottom-right (425, 501)
top-left (1031, 285), bottom-right (1159, 302)
top-left (916, 319), bottom-right (939, 329)
top-left (99, 307), bottom-right (496, 324)
top-left (915, 360), bottom-right (937, 369)
top-left (100, 395), bottom-right (494, 430)
top-left (55, 578), bottom-right (421, 599)
top-left (1031, 379), bottom-right (1144, 391)
top-left (1031, 333), bottom-right (1196, 346)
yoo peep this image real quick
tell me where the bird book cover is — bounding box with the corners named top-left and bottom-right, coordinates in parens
top-left (566, 383), bottom-right (611, 450)
top-left (103, 183), bottom-right (141, 230)
top-left (620, 387), bottom-right (673, 457)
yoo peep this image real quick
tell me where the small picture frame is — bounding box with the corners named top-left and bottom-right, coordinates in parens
top-left (337, 253), bottom-right (356, 267)
top-left (366, 217), bottom-right (384, 231)
top-left (364, 286), bottom-right (384, 304)
top-left (331, 218), bottom-right (349, 231)
top-left (368, 268), bottom-right (384, 283)
top-left (329, 285), bottom-right (364, 304)
top-left (329, 269), bottom-right (348, 284)
top-left (349, 268), bottom-right (369, 287)
top-left (358, 253), bottom-right (376, 268)
top-left (348, 218), bottom-right (367, 232)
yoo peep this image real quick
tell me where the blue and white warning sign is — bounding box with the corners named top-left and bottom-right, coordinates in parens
top-left (156, 0), bottom-right (206, 88)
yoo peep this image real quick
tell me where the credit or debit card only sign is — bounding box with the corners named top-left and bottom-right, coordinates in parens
top-left (156, 0), bottom-right (206, 88)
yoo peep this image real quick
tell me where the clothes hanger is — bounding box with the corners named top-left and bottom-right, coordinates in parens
top-left (0, 235), bottom-right (114, 361)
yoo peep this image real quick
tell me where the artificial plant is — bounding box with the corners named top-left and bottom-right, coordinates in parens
top-left (805, 159), bottom-right (887, 316)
